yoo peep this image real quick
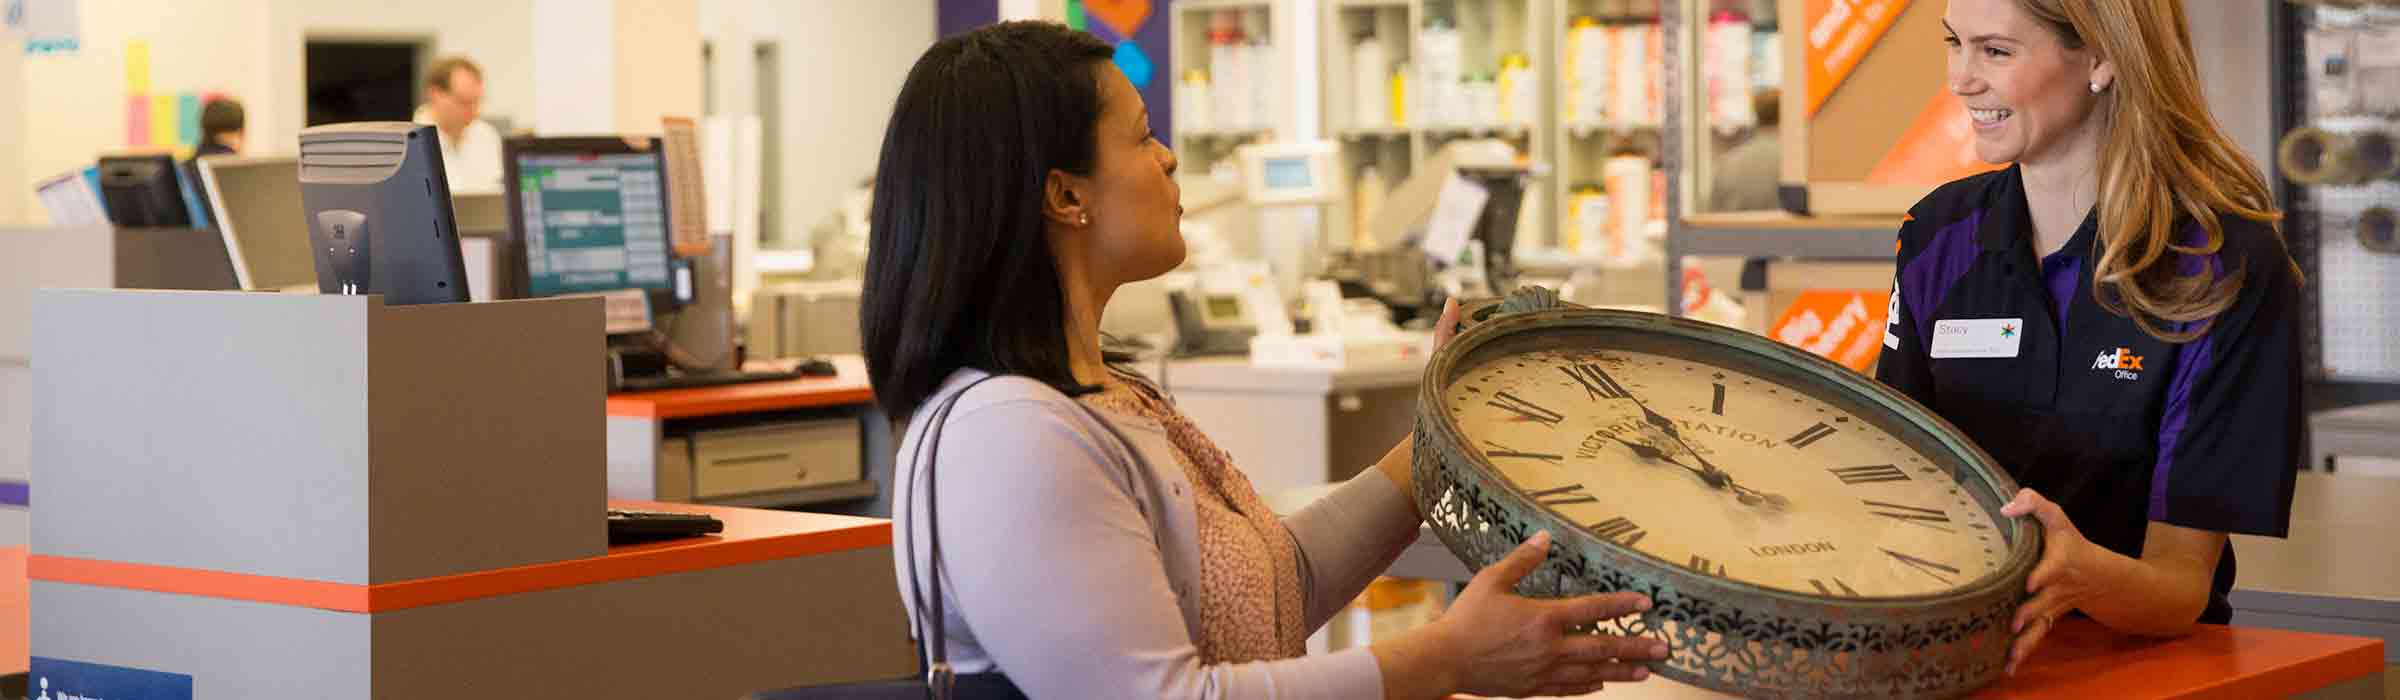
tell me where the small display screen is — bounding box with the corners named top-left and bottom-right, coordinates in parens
top-left (1263, 157), bottom-right (1313, 190)
top-left (1205, 295), bottom-right (1243, 319)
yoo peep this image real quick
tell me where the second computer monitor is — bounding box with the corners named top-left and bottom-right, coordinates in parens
top-left (96, 155), bottom-right (193, 228)
top-left (197, 155), bottom-right (317, 291)
top-left (501, 137), bottom-right (680, 310)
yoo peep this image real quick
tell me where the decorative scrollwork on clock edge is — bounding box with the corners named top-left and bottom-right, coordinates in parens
top-left (1413, 422), bottom-right (2018, 700)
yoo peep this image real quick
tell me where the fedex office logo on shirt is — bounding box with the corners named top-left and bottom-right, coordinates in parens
top-left (2092, 347), bottom-right (2146, 381)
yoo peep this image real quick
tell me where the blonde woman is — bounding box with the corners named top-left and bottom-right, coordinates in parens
top-left (1876, 0), bottom-right (2303, 673)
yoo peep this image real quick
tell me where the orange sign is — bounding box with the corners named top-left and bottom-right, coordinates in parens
top-left (1803, 0), bottom-right (1912, 118)
top-left (1081, 0), bottom-right (1153, 38)
top-left (1770, 289), bottom-right (1892, 373)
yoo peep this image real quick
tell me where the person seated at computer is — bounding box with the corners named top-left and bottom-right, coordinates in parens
top-left (864, 21), bottom-right (1668, 699)
top-left (412, 55), bottom-right (505, 194)
top-left (196, 97), bottom-right (244, 158)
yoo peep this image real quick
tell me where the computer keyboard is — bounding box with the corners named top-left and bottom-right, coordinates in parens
top-left (613, 368), bottom-right (804, 393)
top-left (606, 508), bottom-right (724, 544)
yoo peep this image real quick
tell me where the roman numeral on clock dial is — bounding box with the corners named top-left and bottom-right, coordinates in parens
top-left (1561, 363), bottom-right (1632, 401)
top-left (1809, 578), bottom-right (1861, 597)
top-left (1864, 500), bottom-right (1953, 531)
top-left (1883, 548), bottom-right (1961, 584)
top-left (1788, 422), bottom-right (1839, 448)
top-left (1830, 464), bottom-right (1910, 484)
top-left (1528, 485), bottom-right (1599, 506)
top-left (1488, 391), bottom-right (1566, 426)
top-left (1482, 441), bottom-right (1562, 463)
top-left (1587, 516), bottom-right (1646, 546)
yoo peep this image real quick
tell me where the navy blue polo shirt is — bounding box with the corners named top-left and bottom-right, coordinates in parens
top-left (1877, 164), bottom-right (2303, 625)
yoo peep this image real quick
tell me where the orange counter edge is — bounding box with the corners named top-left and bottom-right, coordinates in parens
top-left (27, 521), bottom-right (891, 614)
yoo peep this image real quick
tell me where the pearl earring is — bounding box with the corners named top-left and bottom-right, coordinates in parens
top-left (1079, 213), bottom-right (1090, 226)
top-left (2090, 82), bottom-right (2103, 94)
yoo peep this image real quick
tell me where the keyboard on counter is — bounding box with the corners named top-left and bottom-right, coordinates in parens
top-left (606, 508), bottom-right (724, 544)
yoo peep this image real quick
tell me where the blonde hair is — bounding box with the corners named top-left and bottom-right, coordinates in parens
top-left (2017, 0), bottom-right (2298, 343)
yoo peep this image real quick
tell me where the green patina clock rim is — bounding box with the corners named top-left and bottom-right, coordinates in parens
top-left (1419, 302), bottom-right (2043, 610)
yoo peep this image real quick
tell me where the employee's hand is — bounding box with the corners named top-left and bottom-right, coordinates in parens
top-left (2001, 488), bottom-right (2104, 675)
top-left (1390, 531), bottom-right (1667, 698)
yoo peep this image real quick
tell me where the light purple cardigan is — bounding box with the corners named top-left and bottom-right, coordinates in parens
top-left (891, 370), bottom-right (1426, 698)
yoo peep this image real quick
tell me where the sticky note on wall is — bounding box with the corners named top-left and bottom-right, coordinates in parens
top-left (150, 94), bottom-right (176, 149)
top-left (125, 39), bottom-right (151, 93)
top-left (126, 95), bottom-right (149, 146)
top-left (177, 93), bottom-right (201, 148)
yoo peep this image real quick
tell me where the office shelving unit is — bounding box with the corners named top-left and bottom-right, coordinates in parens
top-left (1170, 0), bottom-right (1279, 178)
top-left (1661, 0), bottom-right (1896, 314)
top-left (1170, 0), bottom-right (1899, 313)
top-left (1319, 0), bottom-right (1550, 254)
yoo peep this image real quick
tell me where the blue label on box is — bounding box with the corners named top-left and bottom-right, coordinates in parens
top-left (28, 657), bottom-right (193, 700)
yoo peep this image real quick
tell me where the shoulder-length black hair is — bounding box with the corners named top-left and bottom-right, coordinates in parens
top-left (862, 21), bottom-right (1117, 418)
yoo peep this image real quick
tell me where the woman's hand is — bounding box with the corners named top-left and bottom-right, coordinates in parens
top-left (1380, 531), bottom-right (1668, 698)
top-left (1374, 298), bottom-right (1466, 512)
top-left (1432, 297), bottom-right (1462, 348)
top-left (2000, 488), bottom-right (2107, 675)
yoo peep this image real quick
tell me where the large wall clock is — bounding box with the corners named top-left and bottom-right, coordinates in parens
top-left (1414, 288), bottom-right (2038, 699)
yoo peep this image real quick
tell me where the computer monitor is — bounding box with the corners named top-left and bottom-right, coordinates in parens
top-left (297, 122), bottom-right (472, 306)
top-left (197, 156), bottom-right (318, 291)
top-left (501, 136), bottom-right (682, 310)
top-left (96, 154), bottom-right (193, 228)
top-left (176, 159), bottom-right (218, 231)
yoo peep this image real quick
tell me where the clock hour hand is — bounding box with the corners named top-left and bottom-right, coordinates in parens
top-left (1601, 432), bottom-right (1789, 508)
top-left (1602, 433), bottom-right (1724, 486)
top-left (1599, 381), bottom-right (1789, 508)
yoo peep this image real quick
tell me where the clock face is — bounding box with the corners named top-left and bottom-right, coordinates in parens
top-left (1441, 341), bottom-right (2008, 599)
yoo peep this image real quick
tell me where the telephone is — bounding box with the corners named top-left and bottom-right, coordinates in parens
top-left (1169, 289), bottom-right (1258, 356)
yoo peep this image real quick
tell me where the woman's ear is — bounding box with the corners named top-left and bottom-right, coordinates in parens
top-left (2088, 54), bottom-right (2116, 94)
top-left (1044, 169), bottom-right (1089, 229)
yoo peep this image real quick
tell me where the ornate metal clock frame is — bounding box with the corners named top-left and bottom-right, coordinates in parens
top-left (1412, 289), bottom-right (2041, 699)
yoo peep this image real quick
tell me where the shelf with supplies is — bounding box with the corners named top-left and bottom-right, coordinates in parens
top-left (1170, 0), bottom-right (1283, 177)
top-left (1336, 126), bottom-right (1415, 140)
top-left (1563, 120), bottom-right (1663, 136)
top-left (1414, 123), bottom-right (1535, 137)
top-left (1179, 127), bottom-right (1272, 140)
top-left (1319, 0), bottom-right (1550, 257)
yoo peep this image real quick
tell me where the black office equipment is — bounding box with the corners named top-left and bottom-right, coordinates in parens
top-left (612, 367), bottom-right (807, 394)
top-left (96, 155), bottom-right (194, 228)
top-left (298, 122), bottom-right (472, 305)
top-left (606, 508), bottom-right (723, 544)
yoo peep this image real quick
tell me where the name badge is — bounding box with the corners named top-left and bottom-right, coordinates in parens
top-left (1929, 318), bottom-right (2024, 359)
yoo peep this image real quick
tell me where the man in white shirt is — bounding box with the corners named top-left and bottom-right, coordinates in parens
top-left (412, 56), bottom-right (505, 194)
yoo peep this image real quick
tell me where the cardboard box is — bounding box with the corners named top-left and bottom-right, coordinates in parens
top-left (1780, 0), bottom-right (2003, 215)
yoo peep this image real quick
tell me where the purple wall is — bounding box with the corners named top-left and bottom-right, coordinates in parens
top-left (937, 0), bottom-right (999, 39)
top-left (929, 0), bottom-right (1175, 137)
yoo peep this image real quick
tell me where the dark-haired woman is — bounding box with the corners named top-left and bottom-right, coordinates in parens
top-left (1881, 0), bottom-right (2304, 675)
top-left (865, 21), bottom-right (1669, 699)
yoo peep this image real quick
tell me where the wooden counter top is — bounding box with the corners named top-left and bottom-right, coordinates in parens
top-left (1497, 618), bottom-right (2381, 699)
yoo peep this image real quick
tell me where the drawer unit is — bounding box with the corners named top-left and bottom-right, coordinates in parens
top-left (671, 419), bottom-right (862, 500)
